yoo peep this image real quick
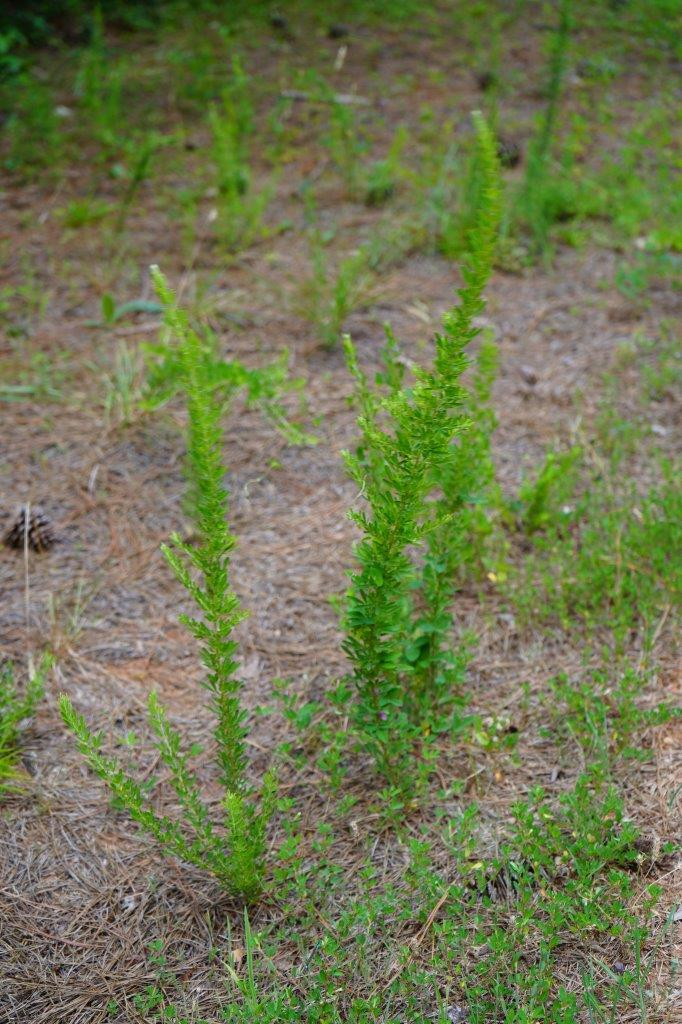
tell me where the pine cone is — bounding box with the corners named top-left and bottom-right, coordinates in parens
top-left (3, 506), bottom-right (56, 552)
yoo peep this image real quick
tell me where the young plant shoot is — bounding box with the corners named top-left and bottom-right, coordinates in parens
top-left (61, 268), bottom-right (276, 901)
top-left (342, 112), bottom-right (501, 789)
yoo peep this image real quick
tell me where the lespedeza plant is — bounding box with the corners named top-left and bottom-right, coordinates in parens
top-left (61, 267), bottom-right (277, 901)
top-left (341, 112), bottom-right (501, 786)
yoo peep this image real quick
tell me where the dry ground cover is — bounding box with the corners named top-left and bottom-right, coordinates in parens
top-left (0, 2), bottom-right (680, 1022)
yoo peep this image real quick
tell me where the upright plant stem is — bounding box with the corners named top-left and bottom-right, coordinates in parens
top-left (342, 112), bottom-right (502, 785)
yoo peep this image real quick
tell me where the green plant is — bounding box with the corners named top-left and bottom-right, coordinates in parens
top-left (417, 131), bottom-right (466, 257)
top-left (340, 112), bottom-right (501, 787)
top-left (363, 125), bottom-right (408, 207)
top-left (347, 326), bottom-right (500, 739)
top-left (141, 320), bottom-right (313, 445)
top-left (114, 131), bottom-right (165, 231)
top-left (90, 293), bottom-right (163, 329)
top-left (0, 348), bottom-right (69, 402)
top-left (637, 325), bottom-right (682, 402)
top-left (102, 341), bottom-right (145, 426)
top-left (215, 768), bottom-right (665, 1024)
top-left (506, 452), bottom-right (681, 642)
top-left (75, 11), bottom-right (127, 160)
top-left (514, 0), bottom-right (572, 258)
top-left (208, 57), bottom-right (271, 252)
top-left (549, 667), bottom-right (678, 767)
top-left (57, 197), bottom-right (113, 229)
top-left (299, 232), bottom-right (375, 349)
top-left (409, 332), bottom-right (500, 711)
top-left (463, 768), bottom-right (662, 1022)
top-left (324, 94), bottom-right (367, 198)
top-left (1, 71), bottom-right (62, 174)
top-left (511, 446), bottom-right (582, 535)
top-left (60, 267), bottom-right (278, 901)
top-left (0, 656), bottom-right (50, 792)
top-left (413, 114), bottom-right (498, 262)
top-left (615, 251), bottom-right (681, 303)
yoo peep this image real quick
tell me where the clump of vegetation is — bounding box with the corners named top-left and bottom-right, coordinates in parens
top-left (298, 229), bottom-right (375, 349)
top-left (74, 11), bottom-right (127, 162)
top-left (0, 656), bottom-right (49, 792)
top-left (505, 449), bottom-right (680, 642)
top-left (208, 56), bottom-right (272, 252)
top-left (141, 320), bottom-right (312, 445)
top-left (513, 0), bottom-right (572, 258)
top-left (363, 125), bottom-right (408, 207)
top-left (341, 112), bottom-right (501, 788)
top-left (509, 446), bottom-right (582, 535)
top-left (548, 667), bottom-right (678, 765)
top-left (61, 268), bottom-right (278, 901)
top-left (324, 93), bottom-right (367, 198)
top-left (2, 72), bottom-right (61, 174)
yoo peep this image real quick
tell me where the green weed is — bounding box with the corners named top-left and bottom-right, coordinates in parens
top-left (1, 72), bottom-right (62, 174)
top-left (548, 667), bottom-right (678, 766)
top-left (512, 0), bottom-right (572, 259)
top-left (341, 112), bottom-right (501, 787)
top-left (0, 656), bottom-right (50, 793)
top-left (0, 349), bottom-right (69, 403)
top-left (509, 446), bottom-right (582, 535)
top-left (75, 13), bottom-right (127, 161)
top-left (324, 94), bottom-right (367, 198)
top-left (61, 268), bottom-right (279, 901)
top-left (298, 231), bottom-right (375, 349)
top-left (512, 452), bottom-right (679, 641)
top-left (141, 320), bottom-right (312, 445)
top-left (208, 57), bottom-right (272, 252)
top-left (57, 197), bottom-right (114, 229)
top-left (363, 126), bottom-right (408, 207)
top-left (102, 341), bottom-right (145, 426)
top-left (637, 326), bottom-right (682, 402)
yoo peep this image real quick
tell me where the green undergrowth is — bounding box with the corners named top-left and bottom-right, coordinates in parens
top-left (123, 764), bottom-right (673, 1023)
top-left (0, 656), bottom-right (49, 793)
top-left (122, 627), bottom-right (677, 1020)
top-left (2, 3), bottom-right (679, 1021)
top-left (141, 324), bottom-right (313, 446)
top-left (0, 1), bottom-right (676, 274)
top-left (500, 443), bottom-right (680, 645)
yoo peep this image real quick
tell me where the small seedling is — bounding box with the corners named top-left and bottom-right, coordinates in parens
top-left (299, 233), bottom-right (375, 349)
top-left (0, 656), bottom-right (51, 793)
